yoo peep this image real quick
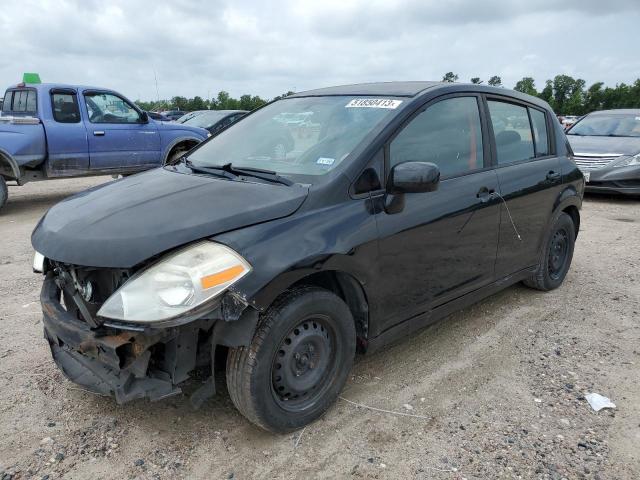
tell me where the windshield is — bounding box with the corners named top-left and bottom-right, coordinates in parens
top-left (187, 96), bottom-right (403, 178)
top-left (183, 111), bottom-right (231, 128)
top-left (568, 113), bottom-right (640, 137)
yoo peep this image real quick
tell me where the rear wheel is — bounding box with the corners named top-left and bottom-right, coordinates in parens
top-left (0, 176), bottom-right (8, 211)
top-left (524, 212), bottom-right (575, 291)
top-left (226, 287), bottom-right (356, 433)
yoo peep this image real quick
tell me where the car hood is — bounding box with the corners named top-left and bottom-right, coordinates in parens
top-left (32, 168), bottom-right (308, 268)
top-left (154, 120), bottom-right (209, 139)
top-left (568, 135), bottom-right (640, 156)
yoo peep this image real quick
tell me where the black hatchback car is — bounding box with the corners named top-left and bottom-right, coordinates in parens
top-left (32, 82), bottom-right (583, 433)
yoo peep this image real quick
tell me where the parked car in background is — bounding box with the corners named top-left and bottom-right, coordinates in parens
top-left (560, 115), bottom-right (579, 130)
top-left (147, 111), bottom-right (171, 122)
top-left (179, 109), bottom-right (247, 135)
top-left (162, 110), bottom-right (190, 121)
top-left (32, 81), bottom-right (582, 432)
top-left (0, 82), bottom-right (209, 210)
top-left (566, 109), bottom-right (640, 195)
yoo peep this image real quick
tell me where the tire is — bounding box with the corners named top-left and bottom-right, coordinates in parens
top-left (0, 176), bottom-right (7, 211)
top-left (523, 212), bottom-right (575, 291)
top-left (226, 286), bottom-right (356, 433)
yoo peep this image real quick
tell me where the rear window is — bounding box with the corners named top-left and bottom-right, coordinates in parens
top-left (2, 91), bottom-right (13, 113)
top-left (2, 89), bottom-right (37, 114)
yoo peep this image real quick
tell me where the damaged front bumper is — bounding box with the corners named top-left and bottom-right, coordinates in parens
top-left (41, 273), bottom-right (258, 405)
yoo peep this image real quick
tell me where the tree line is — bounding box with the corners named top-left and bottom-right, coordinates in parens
top-left (135, 90), bottom-right (294, 113)
top-left (441, 72), bottom-right (640, 115)
top-left (136, 75), bottom-right (640, 116)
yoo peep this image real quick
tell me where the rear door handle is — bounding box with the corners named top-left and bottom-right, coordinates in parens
top-left (93, 130), bottom-right (105, 136)
top-left (476, 187), bottom-right (495, 203)
top-left (546, 171), bottom-right (561, 182)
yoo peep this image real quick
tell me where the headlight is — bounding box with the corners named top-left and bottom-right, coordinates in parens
top-left (97, 242), bottom-right (251, 324)
top-left (613, 153), bottom-right (640, 167)
top-left (33, 251), bottom-right (45, 273)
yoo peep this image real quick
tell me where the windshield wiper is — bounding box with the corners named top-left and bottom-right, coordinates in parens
top-left (184, 159), bottom-right (237, 180)
top-left (221, 164), bottom-right (294, 186)
top-left (184, 160), bottom-right (293, 186)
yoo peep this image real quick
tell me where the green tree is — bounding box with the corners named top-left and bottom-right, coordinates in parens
top-left (171, 96), bottom-right (189, 111)
top-left (583, 82), bottom-right (605, 113)
top-left (470, 77), bottom-right (483, 84)
top-left (442, 72), bottom-right (458, 83)
top-left (488, 75), bottom-right (502, 87)
top-left (539, 80), bottom-right (555, 109)
top-left (514, 77), bottom-right (537, 96)
top-left (550, 75), bottom-right (585, 114)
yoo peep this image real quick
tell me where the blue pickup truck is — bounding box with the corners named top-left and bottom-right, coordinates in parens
top-left (0, 82), bottom-right (209, 210)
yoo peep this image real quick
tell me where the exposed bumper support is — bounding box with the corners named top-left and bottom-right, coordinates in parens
top-left (41, 273), bottom-right (259, 405)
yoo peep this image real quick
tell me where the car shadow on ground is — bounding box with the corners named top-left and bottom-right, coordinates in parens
top-left (583, 192), bottom-right (640, 204)
top-left (54, 283), bottom-right (531, 437)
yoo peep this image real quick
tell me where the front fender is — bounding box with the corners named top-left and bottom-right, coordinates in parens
top-left (213, 198), bottom-right (380, 314)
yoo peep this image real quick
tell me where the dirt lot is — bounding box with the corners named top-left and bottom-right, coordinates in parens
top-left (0, 177), bottom-right (638, 480)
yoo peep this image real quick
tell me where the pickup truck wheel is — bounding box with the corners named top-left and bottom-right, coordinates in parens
top-left (0, 176), bottom-right (8, 211)
top-left (226, 287), bottom-right (356, 433)
top-left (523, 212), bottom-right (575, 291)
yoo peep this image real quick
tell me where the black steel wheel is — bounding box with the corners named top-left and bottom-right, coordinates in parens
top-left (524, 212), bottom-right (575, 291)
top-left (271, 315), bottom-right (336, 412)
top-left (226, 287), bottom-right (356, 433)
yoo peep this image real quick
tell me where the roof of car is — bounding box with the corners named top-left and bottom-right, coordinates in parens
top-left (7, 83), bottom-right (113, 92)
top-left (290, 81), bottom-right (443, 97)
top-left (588, 109), bottom-right (640, 115)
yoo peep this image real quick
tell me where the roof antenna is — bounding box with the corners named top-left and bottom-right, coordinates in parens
top-left (491, 191), bottom-right (522, 241)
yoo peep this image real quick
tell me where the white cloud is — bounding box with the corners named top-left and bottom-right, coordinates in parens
top-left (0, 0), bottom-right (638, 101)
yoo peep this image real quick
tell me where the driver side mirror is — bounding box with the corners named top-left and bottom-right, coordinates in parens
top-left (139, 111), bottom-right (149, 124)
top-left (388, 161), bottom-right (440, 193)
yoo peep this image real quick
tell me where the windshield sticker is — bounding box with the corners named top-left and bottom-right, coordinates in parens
top-left (317, 157), bottom-right (335, 166)
top-left (345, 98), bottom-right (403, 109)
top-left (636, 117), bottom-right (640, 121)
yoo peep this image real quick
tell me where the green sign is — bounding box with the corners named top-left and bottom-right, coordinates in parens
top-left (22, 73), bottom-right (41, 84)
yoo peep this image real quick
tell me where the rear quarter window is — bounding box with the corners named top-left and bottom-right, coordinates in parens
top-left (530, 108), bottom-right (550, 157)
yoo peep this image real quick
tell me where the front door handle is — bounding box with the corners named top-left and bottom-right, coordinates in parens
top-left (93, 130), bottom-right (105, 136)
top-left (546, 171), bottom-right (561, 182)
top-left (476, 186), bottom-right (495, 203)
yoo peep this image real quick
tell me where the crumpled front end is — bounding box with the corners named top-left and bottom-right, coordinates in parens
top-left (40, 263), bottom-right (258, 406)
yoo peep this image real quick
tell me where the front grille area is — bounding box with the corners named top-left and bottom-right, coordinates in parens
top-left (50, 261), bottom-right (132, 326)
top-left (573, 155), bottom-right (621, 171)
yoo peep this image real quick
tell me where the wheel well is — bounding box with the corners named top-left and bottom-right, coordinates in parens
top-left (562, 205), bottom-right (580, 238)
top-left (0, 152), bottom-right (19, 181)
top-left (290, 271), bottom-right (369, 352)
top-left (166, 139), bottom-right (200, 162)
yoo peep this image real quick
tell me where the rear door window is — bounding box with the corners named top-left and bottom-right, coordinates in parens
top-left (51, 91), bottom-right (81, 123)
top-left (487, 101), bottom-right (534, 164)
top-left (529, 108), bottom-right (550, 157)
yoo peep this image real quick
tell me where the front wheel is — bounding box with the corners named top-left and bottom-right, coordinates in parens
top-left (0, 176), bottom-right (8, 211)
top-left (523, 212), bottom-right (575, 291)
top-left (226, 287), bottom-right (356, 433)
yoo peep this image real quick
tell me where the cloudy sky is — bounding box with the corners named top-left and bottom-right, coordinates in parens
top-left (1, 0), bottom-right (638, 102)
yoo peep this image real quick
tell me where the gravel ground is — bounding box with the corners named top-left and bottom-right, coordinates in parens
top-left (0, 177), bottom-right (638, 480)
